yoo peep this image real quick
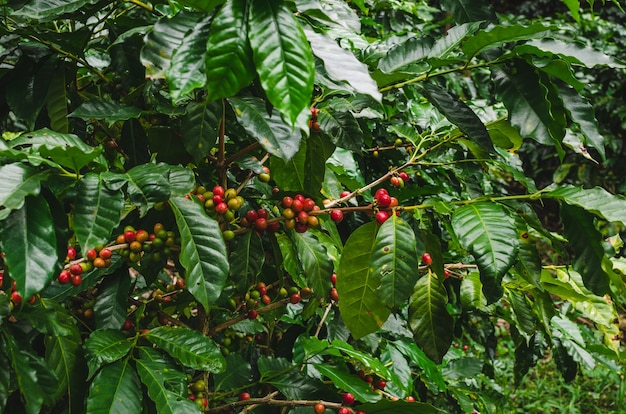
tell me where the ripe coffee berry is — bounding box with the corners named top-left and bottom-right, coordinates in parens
top-left (390, 176), bottom-right (402, 187)
top-left (290, 293), bottom-right (301, 304)
top-left (69, 263), bottom-right (83, 275)
top-left (282, 196), bottom-right (293, 208)
top-left (303, 198), bottom-right (316, 212)
top-left (375, 211), bottom-right (390, 225)
top-left (99, 248), bottom-right (112, 260)
top-left (291, 199), bottom-right (303, 213)
top-left (314, 403), bottom-right (325, 414)
top-left (375, 380), bottom-right (386, 389)
top-left (10, 291), bottom-right (22, 305)
top-left (297, 211), bottom-right (309, 223)
top-left (245, 210), bottom-right (259, 223)
top-left (330, 209), bottom-right (343, 223)
top-left (340, 190), bottom-right (351, 198)
top-left (295, 223), bottom-right (308, 233)
top-left (254, 218), bottom-right (268, 231)
top-left (375, 188), bottom-right (388, 199)
top-left (124, 230), bottom-right (136, 243)
top-left (422, 253), bottom-right (433, 266)
top-left (247, 309), bottom-right (258, 320)
top-left (342, 393), bottom-right (355, 405)
top-left (399, 171), bottom-right (410, 182)
top-left (212, 185), bottom-right (225, 197)
top-left (444, 269), bottom-right (451, 278)
top-left (239, 392), bottom-right (250, 401)
top-left (57, 270), bottom-right (71, 284)
top-left (331, 273), bottom-right (337, 285)
top-left (70, 274), bottom-right (82, 286)
top-left (377, 193), bottom-right (391, 208)
top-left (66, 247), bottom-right (77, 260)
top-left (86, 249), bottom-right (97, 261)
top-left (330, 287), bottom-right (339, 301)
top-left (338, 408), bottom-right (350, 414)
top-left (405, 396), bottom-right (415, 402)
top-left (215, 202), bottom-right (228, 214)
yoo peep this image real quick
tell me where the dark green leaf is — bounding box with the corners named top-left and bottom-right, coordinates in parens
top-left (257, 356), bottom-right (327, 400)
top-left (0, 163), bottom-right (49, 220)
top-left (552, 337), bottom-right (577, 383)
top-left (46, 67), bottom-right (69, 133)
top-left (229, 230), bottom-right (265, 291)
top-left (145, 326), bottom-right (225, 372)
top-left (378, 36), bottom-right (431, 74)
top-left (357, 399), bottom-right (445, 414)
top-left (451, 202), bottom-right (518, 303)
top-left (293, 231), bottom-right (334, 300)
top-left (205, 0), bottom-right (255, 102)
top-left (337, 222), bottom-right (391, 339)
top-left (126, 163), bottom-right (173, 217)
top-left (84, 330), bottom-right (134, 379)
top-left (392, 339), bottom-right (447, 392)
top-left (169, 196), bottom-right (229, 310)
top-left (94, 267), bottom-right (132, 330)
top-left (0, 196), bottom-right (57, 299)
top-left (86, 359), bottom-right (142, 414)
top-left (73, 173), bottom-right (124, 252)
top-left (177, 0), bottom-right (226, 11)
top-left (441, 0), bottom-right (497, 24)
top-left (462, 23), bottom-right (552, 58)
top-left (168, 166), bottom-right (196, 196)
top-left (69, 100), bottom-right (144, 123)
top-left (248, 0), bottom-right (315, 126)
top-left (548, 185), bottom-right (626, 225)
top-left (181, 101), bottom-right (221, 163)
top-left (317, 104), bottom-right (364, 151)
top-left (229, 96), bottom-right (302, 161)
top-left (460, 272), bottom-right (486, 310)
top-left (304, 133), bottom-right (335, 196)
top-left (314, 364), bottom-right (381, 403)
top-left (506, 288), bottom-right (537, 335)
top-left (270, 139), bottom-right (307, 192)
top-left (0, 347), bottom-right (9, 412)
top-left (524, 38), bottom-right (623, 68)
top-left (135, 359), bottom-right (198, 414)
top-left (213, 353), bottom-right (253, 392)
top-left (408, 273), bottom-right (454, 364)
top-left (443, 357), bottom-right (484, 380)
top-left (11, 0), bottom-right (100, 21)
top-left (19, 300), bottom-right (74, 336)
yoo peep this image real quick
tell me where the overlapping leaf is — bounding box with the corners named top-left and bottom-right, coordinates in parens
top-left (86, 359), bottom-right (142, 414)
top-left (461, 22), bottom-right (552, 58)
top-left (84, 330), bottom-right (134, 379)
top-left (314, 364), bottom-right (381, 403)
top-left (11, 0), bottom-right (100, 21)
top-left (293, 231), bottom-right (334, 299)
top-left (126, 163), bottom-right (172, 217)
top-left (169, 196), bottom-right (229, 310)
top-left (44, 316), bottom-right (84, 404)
top-left (181, 101), bottom-right (221, 163)
top-left (547, 185), bottom-right (626, 225)
top-left (135, 358), bottom-right (198, 414)
top-left (229, 230), bottom-right (265, 291)
top-left (0, 163), bottom-right (49, 220)
top-left (69, 100), bottom-right (144, 124)
top-left (93, 268), bottom-right (132, 330)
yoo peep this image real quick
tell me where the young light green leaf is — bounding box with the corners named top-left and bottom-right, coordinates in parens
top-left (248, 0), bottom-right (315, 126)
top-left (86, 359), bottom-right (142, 414)
top-left (451, 202), bottom-right (518, 303)
top-left (144, 326), bottom-right (226, 372)
top-left (84, 330), bottom-right (134, 379)
top-left (337, 222), bottom-right (391, 339)
top-left (169, 196), bottom-right (229, 310)
top-left (0, 196), bottom-right (57, 300)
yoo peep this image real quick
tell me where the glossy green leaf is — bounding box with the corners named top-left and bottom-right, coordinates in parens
top-left (552, 337), bottom-right (577, 383)
top-left (317, 104), bottom-right (364, 151)
top-left (525, 38), bottom-right (623, 68)
top-left (168, 166), bottom-right (196, 196)
top-left (304, 133), bottom-right (335, 196)
top-left (44, 314), bottom-right (84, 404)
top-left (73, 173), bottom-right (124, 252)
top-left (168, 14), bottom-right (211, 102)
top-left (229, 96), bottom-right (302, 161)
top-left (69, 100), bottom-right (144, 123)
top-left (19, 300), bottom-right (74, 336)
top-left (229, 230), bottom-right (265, 291)
top-left (135, 359), bottom-right (198, 414)
top-left (305, 27), bottom-right (381, 101)
top-left (126, 163), bottom-right (173, 217)
top-left (328, 340), bottom-right (391, 377)
top-left (296, 0), bottom-right (361, 31)
top-left (378, 36), bottom-right (431, 74)
top-left (314, 364), bottom-right (381, 403)
top-left (451, 202), bottom-right (518, 303)
top-left (357, 399), bottom-right (445, 414)
top-left (441, 0), bottom-right (497, 24)
top-left (462, 22), bottom-right (552, 58)
top-left (11, 0), bottom-right (99, 21)
top-left (0, 347), bottom-right (9, 412)
top-left (430, 22), bottom-right (483, 59)
top-left (46, 67), bottom-right (69, 133)
top-left (178, 0), bottom-right (225, 11)
top-left (548, 185), bottom-right (626, 225)
top-left (270, 138), bottom-right (307, 192)
top-left (277, 232), bottom-right (307, 288)
top-left (181, 101), bottom-right (221, 163)
top-left (169, 196), bottom-right (229, 310)
top-left (94, 267), bottom-right (132, 330)
top-left (141, 11), bottom-right (202, 79)
top-left (370, 213), bottom-right (419, 308)
top-left (421, 83), bottom-right (494, 153)
top-left (205, 0), bottom-right (255, 102)
top-left (257, 356), bottom-right (327, 400)
top-left (380, 344), bottom-right (412, 397)
top-left (560, 204), bottom-right (610, 295)
top-left (293, 231), bottom-right (334, 299)
top-left (514, 221), bottom-right (543, 290)
top-left (0, 163), bottom-right (49, 220)
top-left (408, 272), bottom-right (454, 364)
top-left (337, 221), bottom-right (391, 339)
top-left (506, 288), bottom-right (537, 335)
top-left (86, 359), bottom-right (142, 414)
top-left (145, 326), bottom-right (225, 372)
top-left (460, 272), bottom-right (486, 310)
top-left (84, 330), bottom-right (134, 379)
top-left (0, 196), bottom-right (57, 299)
top-left (248, 0), bottom-right (315, 126)
top-left (213, 353), bottom-right (253, 392)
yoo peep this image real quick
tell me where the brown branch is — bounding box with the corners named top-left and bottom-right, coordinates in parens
top-left (207, 393), bottom-right (349, 414)
top-left (208, 298), bottom-right (291, 335)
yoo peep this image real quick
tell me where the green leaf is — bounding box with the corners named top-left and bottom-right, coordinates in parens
top-left (69, 100), bottom-right (144, 124)
top-left (443, 357), bottom-right (484, 380)
top-left (270, 139), bottom-right (307, 192)
top-left (73, 173), bottom-right (124, 252)
top-left (461, 22), bottom-right (552, 58)
top-left (169, 196), bottom-right (229, 310)
top-left (44, 315), bottom-right (84, 404)
top-left (562, 0), bottom-right (580, 22)
top-left (0, 347), bottom-right (9, 412)
top-left (357, 399), bottom-right (445, 414)
top-left (293, 231), bottom-right (334, 299)
top-left (86, 359), bottom-right (142, 414)
top-left (304, 133), bottom-right (335, 196)
top-left (229, 96), bottom-right (302, 161)
top-left (317, 103), bottom-right (364, 151)
top-left (229, 230), bottom-right (265, 291)
top-left (213, 353), bottom-right (253, 392)
top-left (19, 300), bottom-right (74, 336)
top-left (84, 330), bottom-right (134, 379)
top-left (548, 185), bottom-right (626, 225)
top-left (392, 339), bottom-right (447, 392)
top-left (168, 13), bottom-right (211, 102)
top-left (408, 273), bottom-right (454, 364)
top-left (370, 213), bottom-right (419, 308)
top-left (552, 337), bottom-right (577, 383)
top-left (135, 359), bottom-right (198, 414)
top-left (560, 204), bottom-right (610, 295)
top-left (181, 101), bottom-right (221, 163)
top-left (168, 166), bottom-right (196, 196)
top-left (314, 364), bottom-right (381, 403)
top-left (506, 288), bottom-right (537, 335)
top-left (441, 0), bottom-right (497, 24)
top-left (421, 83), bottom-right (494, 153)
top-left (337, 221), bottom-right (391, 339)
top-left (304, 27), bottom-right (381, 101)
top-left (378, 36), bottom-right (431, 74)
top-left (46, 67), bottom-right (69, 133)
top-left (451, 202), bottom-right (518, 303)
top-left (205, 0), bottom-right (255, 102)
top-left (94, 267), bottom-right (132, 330)
top-left (248, 0), bottom-right (315, 126)
top-left (177, 0), bottom-right (226, 11)
top-left (257, 356), bottom-right (327, 400)
top-left (126, 163), bottom-right (173, 217)
top-left (430, 22), bottom-right (483, 59)
top-left (460, 272), bottom-right (486, 310)
top-left (0, 163), bottom-right (49, 220)
top-left (11, 0), bottom-right (100, 21)
top-left (525, 38), bottom-right (624, 68)
top-left (327, 340), bottom-right (391, 377)
top-left (514, 224), bottom-right (543, 290)
top-left (0, 196), bottom-right (57, 299)
top-left (559, 84), bottom-right (606, 160)
top-left (145, 326), bottom-right (225, 372)
top-left (141, 11), bottom-right (202, 79)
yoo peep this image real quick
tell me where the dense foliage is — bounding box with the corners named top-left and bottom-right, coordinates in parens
top-left (1, 0), bottom-right (625, 413)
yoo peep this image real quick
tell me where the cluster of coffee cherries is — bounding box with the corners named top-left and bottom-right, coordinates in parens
top-left (187, 378), bottom-right (208, 410)
top-left (191, 185), bottom-right (244, 222)
top-left (241, 283), bottom-right (305, 320)
top-left (421, 252), bottom-right (451, 278)
top-left (241, 208), bottom-right (281, 234)
top-left (281, 194), bottom-right (321, 233)
top-left (389, 171), bottom-right (410, 189)
top-left (309, 106), bottom-right (321, 132)
top-left (373, 188), bottom-right (399, 225)
top-left (58, 246), bottom-right (94, 286)
top-left (115, 223), bottom-right (176, 264)
top-left (329, 273), bottom-right (339, 302)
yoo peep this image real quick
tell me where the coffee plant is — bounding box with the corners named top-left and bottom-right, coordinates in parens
top-left (1, 0), bottom-right (625, 413)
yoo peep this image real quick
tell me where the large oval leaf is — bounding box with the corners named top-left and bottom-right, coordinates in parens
top-left (126, 164), bottom-right (173, 217)
top-left (135, 358), bottom-right (197, 414)
top-left (86, 359), bottom-right (142, 414)
top-left (547, 184), bottom-right (626, 226)
top-left (293, 231), bottom-right (334, 299)
top-left (0, 163), bottom-right (49, 220)
top-left (84, 330), bottom-right (134, 380)
top-left (451, 202), bottom-right (518, 303)
top-left (248, 0), bottom-right (314, 126)
top-left (169, 196), bottom-right (229, 310)
top-left (336, 221), bottom-right (391, 339)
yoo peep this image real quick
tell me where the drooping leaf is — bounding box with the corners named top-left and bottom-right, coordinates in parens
top-left (0, 196), bottom-right (57, 299)
top-left (181, 101), bottom-right (221, 163)
top-left (0, 163), bottom-right (49, 220)
top-left (378, 36), bottom-right (432, 74)
top-left (229, 96), bottom-right (302, 161)
top-left (408, 272), bottom-right (454, 364)
top-left (461, 22), bottom-right (552, 58)
top-left (292, 231), bottom-right (334, 300)
top-left (451, 202), bottom-right (518, 303)
top-left (304, 27), bottom-right (381, 101)
top-left (314, 364), bottom-right (381, 403)
top-left (460, 272), bottom-right (486, 310)
top-left (548, 185), bottom-right (626, 226)
top-left (514, 221), bottom-right (543, 290)
top-left (257, 356), bottom-right (328, 400)
top-left (46, 67), bottom-right (69, 133)
top-left (205, 0), bottom-right (255, 102)
top-left (248, 0), bottom-right (315, 126)
top-left (552, 337), bottom-right (577, 383)
top-left (167, 13), bottom-right (212, 102)
top-left (317, 103), bottom-right (364, 151)
top-left (73, 173), bottom-right (124, 252)
top-left (229, 230), bottom-right (265, 291)
top-left (84, 330), bottom-right (134, 379)
top-left (337, 221), bottom-right (391, 339)
top-left (126, 163), bottom-right (173, 217)
top-left (370, 213), bottom-right (419, 308)
top-left (86, 359), bottom-right (142, 414)
top-left (11, 0), bottom-right (100, 21)
top-left (506, 288), bottom-right (537, 335)
top-left (169, 196), bottom-right (229, 310)
top-left (135, 358), bottom-right (198, 414)
top-left (392, 339), bottom-right (447, 392)
top-left (94, 267), bottom-right (132, 330)
top-left (560, 204), bottom-right (610, 295)
top-left (304, 133), bottom-right (335, 196)
top-left (144, 326), bottom-right (225, 372)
